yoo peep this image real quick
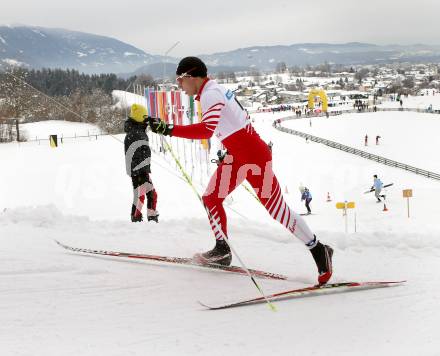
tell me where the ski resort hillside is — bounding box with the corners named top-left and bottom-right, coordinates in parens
top-left (1, 108), bottom-right (440, 355)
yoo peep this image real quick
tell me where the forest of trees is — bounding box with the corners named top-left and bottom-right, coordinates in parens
top-left (0, 67), bottom-right (157, 141)
top-left (23, 68), bottom-right (137, 96)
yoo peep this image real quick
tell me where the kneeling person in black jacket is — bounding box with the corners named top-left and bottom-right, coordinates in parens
top-left (124, 104), bottom-right (159, 222)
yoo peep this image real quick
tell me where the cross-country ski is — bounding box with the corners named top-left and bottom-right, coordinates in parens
top-left (364, 182), bottom-right (394, 194)
top-left (199, 281), bottom-right (406, 310)
top-left (55, 240), bottom-right (288, 280)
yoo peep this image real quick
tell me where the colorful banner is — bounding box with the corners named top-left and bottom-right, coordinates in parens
top-left (149, 91), bottom-right (156, 117)
top-left (140, 89), bottom-right (193, 124)
top-left (176, 91), bottom-right (183, 125)
top-left (145, 87), bottom-right (151, 116)
top-left (189, 96), bottom-right (195, 124)
top-left (162, 91), bottom-right (169, 123)
top-left (157, 91), bottom-right (163, 120)
top-left (170, 90), bottom-right (176, 124)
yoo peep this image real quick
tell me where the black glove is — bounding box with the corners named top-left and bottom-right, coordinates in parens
top-left (217, 150), bottom-right (227, 162)
top-left (148, 116), bottom-right (174, 136)
top-left (211, 150), bottom-right (228, 165)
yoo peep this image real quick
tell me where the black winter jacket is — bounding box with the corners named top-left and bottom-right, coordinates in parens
top-left (124, 119), bottom-right (151, 176)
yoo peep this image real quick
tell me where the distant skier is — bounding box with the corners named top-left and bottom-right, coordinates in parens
top-left (376, 135), bottom-right (381, 145)
top-left (124, 104), bottom-right (159, 223)
top-left (301, 187), bottom-right (313, 215)
top-left (364, 134), bottom-right (368, 146)
top-left (371, 174), bottom-right (385, 203)
top-left (148, 56), bottom-right (333, 284)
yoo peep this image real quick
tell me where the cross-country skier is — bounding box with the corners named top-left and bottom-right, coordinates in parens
top-left (124, 104), bottom-right (159, 223)
top-left (371, 174), bottom-right (385, 203)
top-left (148, 57), bottom-right (333, 284)
top-left (301, 187), bottom-right (313, 215)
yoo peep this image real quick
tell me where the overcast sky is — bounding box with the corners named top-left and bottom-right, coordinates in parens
top-left (1, 0), bottom-right (439, 57)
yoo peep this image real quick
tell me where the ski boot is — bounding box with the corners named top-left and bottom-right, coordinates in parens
top-left (147, 214), bottom-right (159, 223)
top-left (147, 209), bottom-right (159, 223)
top-left (310, 240), bottom-right (333, 285)
top-left (193, 239), bottom-right (232, 266)
top-left (131, 214), bottom-right (143, 222)
top-left (131, 205), bottom-right (143, 222)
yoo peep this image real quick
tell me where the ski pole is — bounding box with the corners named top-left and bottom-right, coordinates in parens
top-left (241, 181), bottom-right (260, 202)
top-left (161, 136), bottom-right (277, 311)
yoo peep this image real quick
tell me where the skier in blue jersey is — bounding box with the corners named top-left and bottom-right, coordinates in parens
top-left (301, 187), bottom-right (313, 215)
top-left (371, 175), bottom-right (385, 202)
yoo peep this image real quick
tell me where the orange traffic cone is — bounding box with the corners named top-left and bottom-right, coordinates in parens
top-left (326, 192), bottom-right (332, 202)
top-left (383, 203), bottom-right (388, 212)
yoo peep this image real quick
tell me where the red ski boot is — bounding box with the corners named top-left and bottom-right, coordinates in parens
top-left (310, 241), bottom-right (333, 284)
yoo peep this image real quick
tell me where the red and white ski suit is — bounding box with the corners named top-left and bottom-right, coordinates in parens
top-left (173, 79), bottom-right (316, 248)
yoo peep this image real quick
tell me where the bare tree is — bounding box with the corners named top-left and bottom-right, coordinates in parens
top-left (95, 106), bottom-right (124, 134)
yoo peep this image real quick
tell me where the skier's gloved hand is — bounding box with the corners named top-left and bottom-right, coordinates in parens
top-left (217, 149), bottom-right (227, 163)
top-left (148, 116), bottom-right (174, 136)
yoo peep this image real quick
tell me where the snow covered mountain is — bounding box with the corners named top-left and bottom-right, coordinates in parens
top-left (2, 25), bottom-right (440, 76)
top-left (126, 42), bottom-right (440, 77)
top-left (199, 42), bottom-right (440, 70)
top-left (128, 61), bottom-right (251, 79)
top-left (0, 25), bottom-right (165, 74)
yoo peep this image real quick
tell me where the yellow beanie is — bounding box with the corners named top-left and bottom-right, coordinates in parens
top-left (130, 104), bottom-right (148, 123)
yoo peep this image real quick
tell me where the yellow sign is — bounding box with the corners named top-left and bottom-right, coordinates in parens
top-left (346, 202), bottom-right (356, 209)
top-left (403, 189), bottom-right (413, 198)
top-left (336, 202), bottom-right (355, 209)
top-left (336, 201), bottom-right (356, 233)
top-left (49, 135), bottom-right (58, 148)
top-left (403, 189), bottom-right (413, 218)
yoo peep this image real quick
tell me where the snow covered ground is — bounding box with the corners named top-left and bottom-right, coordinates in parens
top-left (282, 111), bottom-right (440, 172)
top-left (21, 120), bottom-right (102, 141)
top-left (379, 93), bottom-right (440, 110)
top-left (1, 107), bottom-right (440, 356)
